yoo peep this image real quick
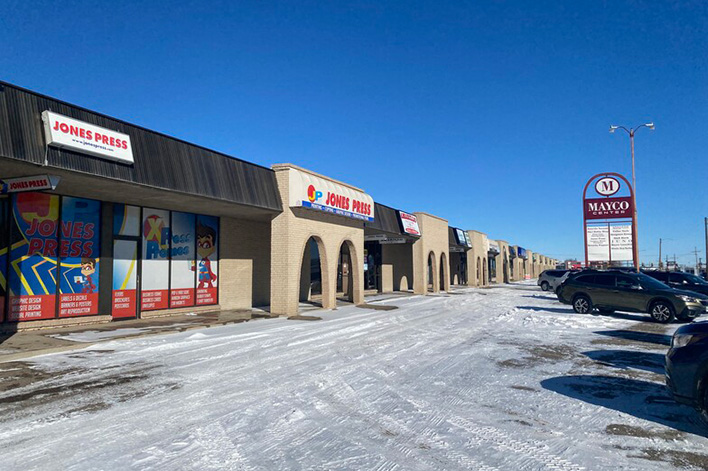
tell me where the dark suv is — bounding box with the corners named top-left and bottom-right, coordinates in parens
top-left (643, 271), bottom-right (708, 297)
top-left (557, 270), bottom-right (708, 322)
top-left (666, 321), bottom-right (708, 424)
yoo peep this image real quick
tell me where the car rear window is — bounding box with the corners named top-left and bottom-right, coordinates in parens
top-left (575, 274), bottom-right (595, 284)
top-left (595, 274), bottom-right (615, 286)
top-left (616, 275), bottom-right (640, 289)
top-left (648, 271), bottom-right (669, 282)
top-left (669, 273), bottom-right (686, 284)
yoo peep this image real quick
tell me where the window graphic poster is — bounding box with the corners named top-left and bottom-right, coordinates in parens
top-left (8, 193), bottom-right (60, 321)
top-left (112, 239), bottom-right (138, 318)
top-left (112, 204), bottom-right (140, 317)
top-left (170, 212), bottom-right (195, 308)
top-left (195, 215), bottom-right (218, 305)
top-left (141, 208), bottom-right (170, 310)
top-left (0, 197), bottom-right (7, 322)
top-left (59, 197), bottom-right (100, 317)
top-left (113, 204), bottom-right (140, 237)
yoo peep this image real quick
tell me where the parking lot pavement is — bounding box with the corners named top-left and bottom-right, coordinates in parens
top-left (1, 284), bottom-right (707, 470)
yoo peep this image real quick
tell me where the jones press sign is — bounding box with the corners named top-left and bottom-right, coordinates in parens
top-left (287, 166), bottom-right (375, 222)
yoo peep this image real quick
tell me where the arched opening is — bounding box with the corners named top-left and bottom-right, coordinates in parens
top-left (440, 252), bottom-right (448, 292)
top-left (299, 236), bottom-right (326, 307)
top-left (427, 251), bottom-right (436, 292)
top-left (336, 239), bottom-right (362, 306)
top-left (503, 253), bottom-right (509, 283)
top-left (399, 275), bottom-right (409, 291)
top-left (509, 255), bottom-right (514, 280)
top-left (337, 241), bottom-right (354, 303)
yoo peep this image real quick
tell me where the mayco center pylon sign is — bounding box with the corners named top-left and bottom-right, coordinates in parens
top-left (583, 173), bottom-right (637, 267)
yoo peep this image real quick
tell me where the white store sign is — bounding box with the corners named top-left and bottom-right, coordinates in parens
top-left (586, 225), bottom-right (633, 262)
top-left (288, 167), bottom-right (374, 222)
top-left (399, 211), bottom-right (421, 236)
top-left (610, 224), bottom-right (633, 261)
top-left (587, 226), bottom-right (609, 261)
top-left (42, 111), bottom-right (134, 164)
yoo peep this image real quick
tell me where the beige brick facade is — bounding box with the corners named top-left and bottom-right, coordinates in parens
top-left (412, 213), bottom-right (450, 294)
top-left (381, 243), bottom-right (415, 292)
top-left (496, 240), bottom-right (511, 284)
top-left (270, 164), bottom-right (366, 316)
top-left (219, 217), bottom-right (272, 310)
top-left (467, 230), bottom-right (489, 287)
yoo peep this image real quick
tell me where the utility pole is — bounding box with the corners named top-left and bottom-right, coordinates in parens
top-left (659, 238), bottom-right (662, 269)
top-left (704, 217), bottom-right (708, 278)
top-left (692, 247), bottom-right (701, 275)
top-left (609, 123), bottom-right (654, 270)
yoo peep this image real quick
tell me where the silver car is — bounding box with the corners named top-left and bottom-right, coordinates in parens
top-left (538, 270), bottom-right (570, 292)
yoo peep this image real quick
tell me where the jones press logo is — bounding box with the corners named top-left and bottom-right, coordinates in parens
top-left (307, 185), bottom-right (323, 203)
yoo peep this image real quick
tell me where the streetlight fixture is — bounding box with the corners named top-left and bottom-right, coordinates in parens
top-left (609, 122), bottom-right (654, 269)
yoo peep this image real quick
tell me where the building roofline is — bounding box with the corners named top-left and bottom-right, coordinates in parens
top-left (0, 80), bottom-right (274, 174)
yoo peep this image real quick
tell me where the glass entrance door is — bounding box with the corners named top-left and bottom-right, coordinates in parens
top-left (112, 239), bottom-right (139, 319)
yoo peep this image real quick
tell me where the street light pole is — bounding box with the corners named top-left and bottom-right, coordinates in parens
top-left (609, 122), bottom-right (654, 270)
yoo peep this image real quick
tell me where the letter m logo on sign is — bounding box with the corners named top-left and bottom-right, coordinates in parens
top-left (595, 177), bottom-right (620, 196)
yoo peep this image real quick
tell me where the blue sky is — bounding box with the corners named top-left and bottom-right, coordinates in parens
top-left (2, 1), bottom-right (707, 264)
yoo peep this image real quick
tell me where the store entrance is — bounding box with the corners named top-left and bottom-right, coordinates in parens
top-left (111, 236), bottom-right (141, 319)
top-left (363, 241), bottom-right (382, 292)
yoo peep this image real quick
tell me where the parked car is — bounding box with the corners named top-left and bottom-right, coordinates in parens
top-left (538, 270), bottom-right (569, 292)
top-left (643, 271), bottom-right (708, 297)
top-left (666, 321), bottom-right (708, 424)
top-left (557, 270), bottom-right (708, 322)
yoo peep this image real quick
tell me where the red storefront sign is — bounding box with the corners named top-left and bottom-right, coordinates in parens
top-left (112, 289), bottom-right (137, 318)
top-left (197, 288), bottom-right (217, 305)
top-left (584, 196), bottom-right (633, 220)
top-left (141, 289), bottom-right (169, 310)
top-left (170, 288), bottom-right (195, 308)
top-left (9, 295), bottom-right (56, 321)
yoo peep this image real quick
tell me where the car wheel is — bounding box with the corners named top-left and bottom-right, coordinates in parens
top-left (598, 308), bottom-right (615, 315)
top-left (649, 301), bottom-right (675, 323)
top-left (541, 281), bottom-right (550, 291)
top-left (572, 295), bottom-right (593, 314)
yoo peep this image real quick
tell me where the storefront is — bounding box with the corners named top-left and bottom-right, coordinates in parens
top-left (270, 164), bottom-right (373, 316)
top-left (363, 204), bottom-right (420, 293)
top-left (0, 82), bottom-right (281, 327)
top-left (448, 227), bottom-right (471, 285)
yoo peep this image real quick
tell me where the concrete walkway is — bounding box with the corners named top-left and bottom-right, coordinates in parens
top-left (0, 309), bottom-right (257, 362)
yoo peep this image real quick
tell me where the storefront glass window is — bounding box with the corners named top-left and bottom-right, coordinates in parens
top-left (195, 215), bottom-right (218, 305)
top-left (114, 204), bottom-right (140, 236)
top-left (141, 208), bottom-right (170, 310)
top-left (8, 193), bottom-right (60, 321)
top-left (170, 211), bottom-right (196, 308)
top-left (59, 197), bottom-right (101, 317)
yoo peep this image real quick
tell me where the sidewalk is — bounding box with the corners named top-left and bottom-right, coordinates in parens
top-left (0, 309), bottom-right (261, 363)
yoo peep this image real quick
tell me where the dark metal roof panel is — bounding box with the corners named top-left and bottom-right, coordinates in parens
top-left (365, 202), bottom-right (402, 235)
top-left (0, 82), bottom-right (282, 212)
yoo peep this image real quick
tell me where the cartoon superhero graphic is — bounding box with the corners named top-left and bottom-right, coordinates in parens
top-left (192, 222), bottom-right (217, 288)
top-left (78, 258), bottom-right (97, 293)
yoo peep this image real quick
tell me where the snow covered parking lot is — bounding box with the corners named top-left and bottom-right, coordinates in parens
top-left (2, 283), bottom-right (708, 471)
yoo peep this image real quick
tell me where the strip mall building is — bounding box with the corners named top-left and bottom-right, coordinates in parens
top-left (0, 82), bottom-right (556, 328)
